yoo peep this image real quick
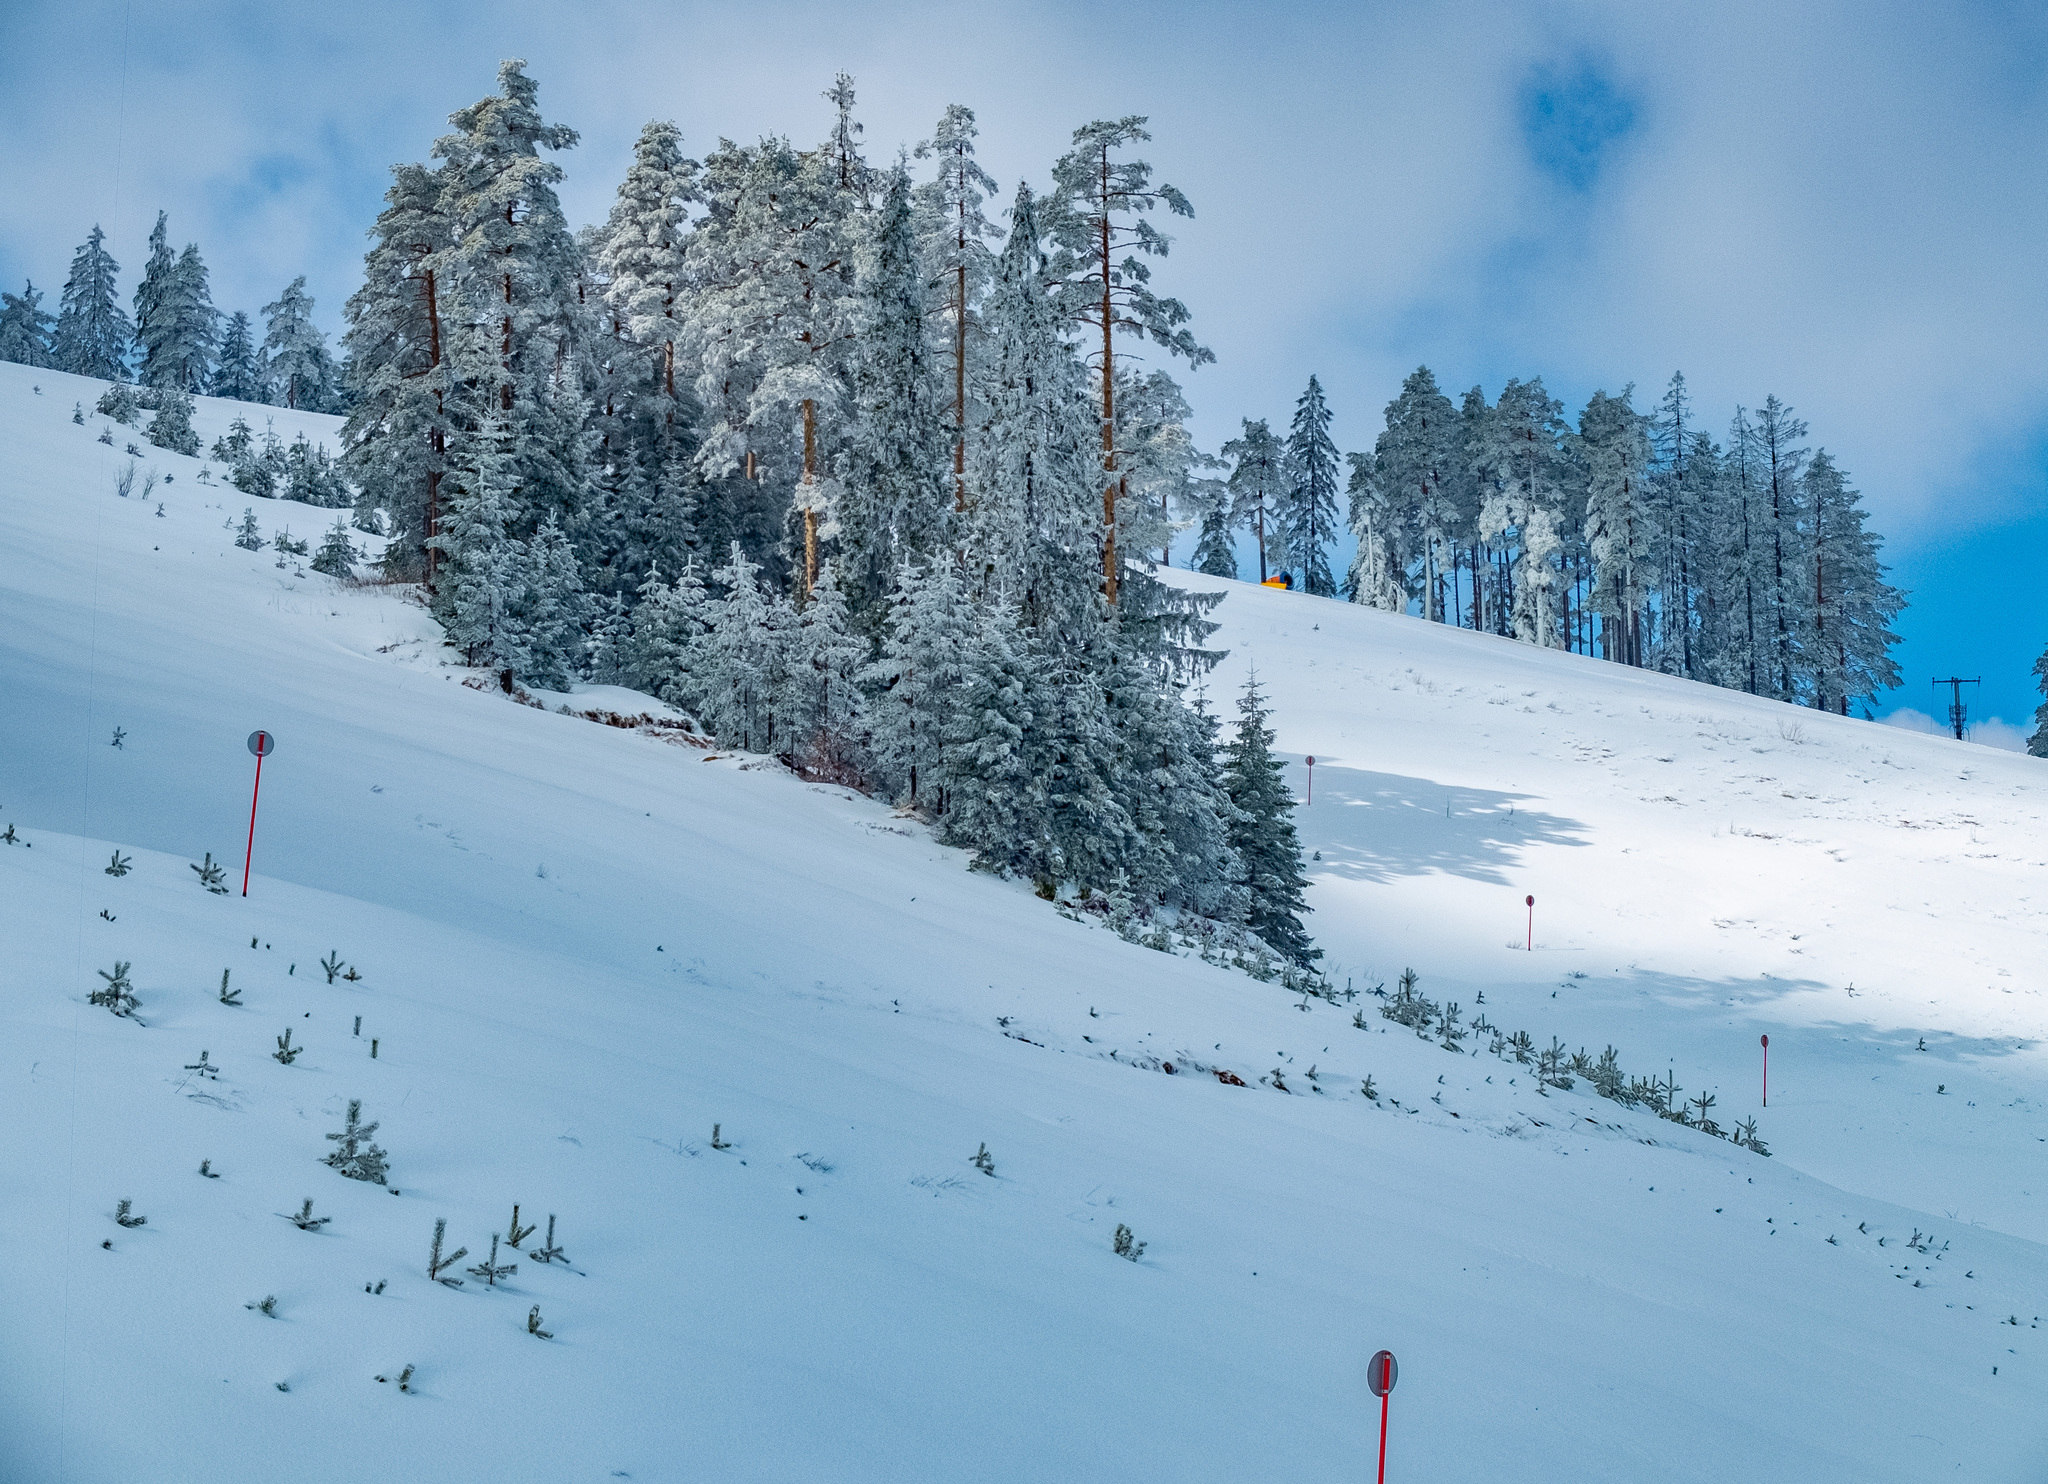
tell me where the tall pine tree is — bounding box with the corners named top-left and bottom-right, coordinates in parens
top-left (1281, 375), bottom-right (1340, 596)
top-left (52, 225), bottom-right (131, 380)
top-left (1221, 674), bottom-right (1315, 964)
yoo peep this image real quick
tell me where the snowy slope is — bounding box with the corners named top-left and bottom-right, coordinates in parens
top-left (3, 360), bottom-right (2043, 1483)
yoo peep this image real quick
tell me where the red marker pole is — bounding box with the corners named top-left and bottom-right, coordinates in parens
top-left (1368, 1349), bottom-right (1398, 1483)
top-left (1305, 755), bottom-right (1315, 805)
top-left (1526, 894), bottom-right (1535, 952)
top-left (242, 730), bottom-right (275, 897)
top-left (1761, 1033), bottom-right (1769, 1108)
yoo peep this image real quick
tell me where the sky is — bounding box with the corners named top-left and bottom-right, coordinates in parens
top-left (4, 0), bottom-right (2043, 736)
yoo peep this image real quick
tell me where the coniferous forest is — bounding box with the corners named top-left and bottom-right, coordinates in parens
top-left (0, 61), bottom-right (1934, 948)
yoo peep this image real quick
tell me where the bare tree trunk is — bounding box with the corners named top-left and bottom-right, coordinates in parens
top-left (954, 260), bottom-right (967, 513)
top-left (1099, 154), bottom-right (1119, 605)
top-left (423, 265), bottom-right (443, 594)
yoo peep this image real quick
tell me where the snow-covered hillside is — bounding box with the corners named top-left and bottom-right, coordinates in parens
top-left (4, 360), bottom-right (2043, 1482)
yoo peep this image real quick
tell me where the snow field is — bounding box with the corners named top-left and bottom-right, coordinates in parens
top-left (2, 360), bottom-right (2043, 1480)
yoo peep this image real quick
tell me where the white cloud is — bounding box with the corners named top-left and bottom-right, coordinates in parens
top-left (1882, 708), bottom-right (2030, 752)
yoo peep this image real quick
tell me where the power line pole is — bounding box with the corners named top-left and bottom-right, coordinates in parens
top-left (1931, 676), bottom-right (1981, 740)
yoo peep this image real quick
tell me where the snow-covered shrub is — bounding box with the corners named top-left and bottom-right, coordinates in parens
top-left (96, 382), bottom-right (140, 425)
top-left (147, 388), bottom-right (200, 456)
top-left (91, 960), bottom-right (139, 1017)
top-left (1112, 1223), bottom-right (1146, 1261)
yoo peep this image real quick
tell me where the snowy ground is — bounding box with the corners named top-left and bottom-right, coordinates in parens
top-left (3, 360), bottom-right (2043, 1482)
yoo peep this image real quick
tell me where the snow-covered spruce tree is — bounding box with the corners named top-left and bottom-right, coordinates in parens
top-left (589, 119), bottom-right (705, 600)
top-left (211, 311), bottom-right (265, 402)
top-left (1746, 396), bottom-right (1810, 701)
top-left (342, 161), bottom-right (457, 584)
top-left (1646, 371), bottom-right (1700, 676)
top-left (1801, 449), bottom-right (1902, 713)
top-left (775, 563), bottom-right (867, 780)
top-left (1472, 377), bottom-right (1569, 647)
top-left (1222, 418), bottom-right (1286, 582)
top-left (840, 165), bottom-right (950, 620)
top-left (433, 405), bottom-right (530, 676)
top-left (912, 103), bottom-right (1001, 519)
top-left (282, 433), bottom-right (348, 506)
top-left (147, 387), bottom-right (201, 456)
top-left (53, 225), bottom-right (132, 381)
top-left (1114, 367), bottom-right (1212, 569)
top-left (863, 558), bottom-right (971, 809)
top-left (1369, 367), bottom-right (1455, 620)
top-left (2031, 647), bottom-right (2048, 758)
top-left (1280, 376), bottom-right (1340, 595)
top-left (0, 280), bottom-right (57, 367)
top-left (1579, 385), bottom-right (1653, 666)
top-left (696, 542), bottom-right (794, 752)
top-left (685, 100), bottom-right (864, 592)
top-left (136, 219), bottom-right (218, 392)
top-left (323, 1099), bottom-right (389, 1184)
top-left (262, 278), bottom-right (327, 411)
top-left (1343, 450), bottom-right (1406, 611)
top-left (235, 509), bottom-right (265, 551)
top-left (962, 185), bottom-right (1100, 618)
top-left (1043, 116), bottom-right (1213, 603)
top-left (623, 557), bottom-right (714, 709)
top-left (936, 589), bottom-right (1046, 872)
top-left (1222, 674), bottom-right (1315, 964)
top-left (430, 60), bottom-right (593, 542)
top-left (312, 518), bottom-right (358, 578)
top-left (1191, 478), bottom-right (1238, 578)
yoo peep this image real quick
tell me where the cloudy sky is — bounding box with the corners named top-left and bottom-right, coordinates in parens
top-left (5, 0), bottom-right (2043, 733)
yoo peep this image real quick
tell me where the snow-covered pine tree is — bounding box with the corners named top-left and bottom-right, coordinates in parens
top-left (147, 387), bottom-right (200, 456)
top-left (0, 281), bottom-right (57, 367)
top-left (431, 60), bottom-right (593, 542)
top-left (685, 105), bottom-right (862, 595)
top-left (964, 185), bottom-right (1100, 620)
top-left (1646, 372), bottom-right (1699, 676)
top-left (1044, 117), bottom-right (1212, 602)
top-left (1343, 450), bottom-right (1406, 611)
top-left (433, 405), bottom-right (530, 678)
top-left (262, 278), bottom-right (328, 410)
top-left (508, 513), bottom-right (592, 690)
top-left (1113, 368), bottom-right (1210, 569)
top-left (53, 225), bottom-right (131, 381)
top-left (589, 120), bottom-right (704, 600)
top-left (911, 104), bottom-right (1000, 516)
top-left (1190, 480), bottom-right (1238, 578)
top-left (1750, 396), bottom-right (1810, 702)
top-left (1579, 385), bottom-right (1653, 665)
top-left (775, 563), bottom-right (867, 779)
top-left (1801, 450), bottom-right (1902, 713)
top-left (282, 433), bottom-right (349, 506)
top-left (1221, 674), bottom-right (1315, 964)
top-left (1281, 375), bottom-right (1340, 596)
top-left (1367, 368), bottom-right (1455, 620)
top-left (697, 542), bottom-right (795, 752)
top-left (937, 589), bottom-right (1047, 874)
top-left (312, 518), bottom-right (358, 577)
top-left (840, 165), bottom-right (948, 618)
top-left (137, 233), bottom-right (218, 392)
top-left (863, 558), bottom-right (971, 809)
top-left (1222, 419), bottom-right (1286, 582)
top-left (211, 310), bottom-right (264, 401)
top-left (322, 1099), bottom-right (389, 1184)
top-left (342, 161), bottom-right (457, 583)
top-left (2031, 646), bottom-right (2048, 758)
top-left (131, 213), bottom-right (179, 387)
top-left (1473, 378), bottom-right (1569, 647)
top-left (623, 557), bottom-right (714, 710)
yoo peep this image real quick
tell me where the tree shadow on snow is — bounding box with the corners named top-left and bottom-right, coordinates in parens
top-left (1294, 759), bottom-right (1589, 887)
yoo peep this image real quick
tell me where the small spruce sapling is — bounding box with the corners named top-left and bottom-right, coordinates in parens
top-left (273, 1028), bottom-right (300, 1064)
top-left (710, 1123), bottom-right (731, 1150)
top-left (190, 852), bottom-right (228, 893)
top-left (507, 1205), bottom-right (537, 1249)
top-left (247, 1295), bottom-right (278, 1317)
top-left (323, 1099), bottom-right (389, 1183)
top-left (284, 1199), bottom-right (330, 1232)
top-left (375, 1364), bottom-right (415, 1392)
top-left (526, 1306), bottom-right (552, 1339)
top-left (1113, 1223), bottom-right (1146, 1261)
top-left (467, 1233), bottom-right (516, 1288)
top-left (320, 951), bottom-right (344, 984)
top-left (234, 509), bottom-right (264, 551)
top-left (971, 1143), bottom-right (995, 1176)
top-left (527, 1214), bottom-right (567, 1265)
top-left (114, 1199), bottom-right (147, 1228)
top-left (183, 1050), bottom-right (219, 1079)
top-left (1361, 1074), bottom-right (1378, 1100)
top-left (92, 961), bottom-right (140, 1017)
top-left (110, 728), bottom-right (126, 749)
top-left (105, 850), bottom-right (131, 876)
top-left (427, 1219), bottom-right (467, 1287)
top-left (0, 824), bottom-right (19, 845)
top-left (198, 1159), bottom-right (219, 1178)
top-left (218, 969), bottom-right (241, 1006)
